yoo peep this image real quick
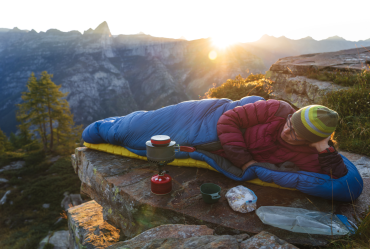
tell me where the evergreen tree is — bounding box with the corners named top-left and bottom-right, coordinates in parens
top-left (17, 71), bottom-right (82, 152)
top-left (0, 128), bottom-right (8, 154)
top-left (9, 125), bottom-right (34, 151)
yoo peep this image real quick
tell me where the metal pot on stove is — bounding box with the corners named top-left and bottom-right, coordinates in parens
top-left (146, 135), bottom-right (195, 195)
top-left (146, 135), bottom-right (196, 165)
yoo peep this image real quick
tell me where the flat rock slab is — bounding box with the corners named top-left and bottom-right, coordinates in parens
top-left (109, 235), bottom-right (240, 249)
top-left (72, 147), bottom-right (367, 246)
top-left (270, 46), bottom-right (370, 74)
top-left (241, 231), bottom-right (298, 249)
top-left (68, 200), bottom-right (120, 249)
top-left (108, 224), bottom-right (215, 248)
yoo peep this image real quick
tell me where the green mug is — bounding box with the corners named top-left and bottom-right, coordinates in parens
top-left (200, 183), bottom-right (221, 204)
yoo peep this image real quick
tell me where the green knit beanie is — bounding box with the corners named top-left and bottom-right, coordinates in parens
top-left (291, 105), bottom-right (338, 143)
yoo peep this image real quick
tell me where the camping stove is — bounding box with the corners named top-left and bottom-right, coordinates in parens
top-left (146, 135), bottom-right (195, 195)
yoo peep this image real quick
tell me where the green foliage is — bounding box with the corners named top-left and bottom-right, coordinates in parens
top-left (0, 156), bottom-right (81, 249)
top-left (24, 150), bottom-right (46, 166)
top-left (17, 72), bottom-right (83, 153)
top-left (328, 209), bottom-right (370, 249)
top-left (0, 128), bottom-right (7, 154)
top-left (44, 243), bottom-right (55, 249)
top-left (307, 68), bottom-right (370, 87)
top-left (206, 74), bottom-right (271, 100)
top-left (9, 126), bottom-right (34, 151)
top-left (0, 151), bottom-right (26, 167)
top-left (0, 128), bottom-right (12, 154)
top-left (321, 81), bottom-right (370, 156)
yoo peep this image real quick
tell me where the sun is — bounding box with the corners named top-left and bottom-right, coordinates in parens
top-left (211, 36), bottom-right (238, 49)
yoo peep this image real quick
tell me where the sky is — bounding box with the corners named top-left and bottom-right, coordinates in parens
top-left (1, 0), bottom-right (369, 43)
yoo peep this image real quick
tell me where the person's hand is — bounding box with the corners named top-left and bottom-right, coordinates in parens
top-left (242, 160), bottom-right (258, 171)
top-left (309, 135), bottom-right (331, 152)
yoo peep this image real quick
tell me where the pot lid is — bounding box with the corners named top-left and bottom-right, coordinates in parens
top-left (151, 135), bottom-right (171, 145)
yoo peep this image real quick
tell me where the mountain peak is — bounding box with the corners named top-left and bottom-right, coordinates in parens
top-left (301, 36), bottom-right (314, 40)
top-left (258, 34), bottom-right (275, 42)
top-left (9, 27), bottom-right (27, 33)
top-left (93, 21), bottom-right (111, 37)
top-left (325, 35), bottom-right (345, 41)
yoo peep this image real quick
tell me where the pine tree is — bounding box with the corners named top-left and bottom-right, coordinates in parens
top-left (0, 128), bottom-right (8, 154)
top-left (17, 71), bottom-right (82, 152)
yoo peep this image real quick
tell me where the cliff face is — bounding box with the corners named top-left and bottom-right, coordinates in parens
top-left (0, 23), bottom-right (265, 134)
top-left (266, 46), bottom-right (370, 108)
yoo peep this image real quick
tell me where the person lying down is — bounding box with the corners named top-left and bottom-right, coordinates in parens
top-left (213, 99), bottom-right (347, 179)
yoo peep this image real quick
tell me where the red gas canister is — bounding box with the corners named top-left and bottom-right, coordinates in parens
top-left (151, 173), bottom-right (172, 195)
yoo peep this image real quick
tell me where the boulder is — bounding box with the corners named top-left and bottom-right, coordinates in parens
top-left (266, 46), bottom-right (370, 108)
top-left (0, 178), bottom-right (8, 183)
top-left (49, 155), bottom-right (61, 163)
top-left (42, 203), bottom-right (50, 209)
top-left (353, 157), bottom-right (370, 178)
top-left (70, 194), bottom-right (83, 206)
top-left (71, 147), bottom-right (370, 246)
top-left (0, 190), bottom-right (11, 205)
top-left (0, 161), bottom-right (25, 173)
top-left (240, 231), bottom-right (298, 249)
top-left (108, 235), bottom-right (240, 249)
top-left (68, 200), bottom-right (120, 249)
top-left (39, 230), bottom-right (69, 249)
top-left (61, 193), bottom-right (83, 210)
top-left (48, 231), bottom-right (70, 249)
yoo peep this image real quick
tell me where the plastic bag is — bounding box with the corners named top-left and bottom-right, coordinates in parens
top-left (256, 206), bottom-right (350, 235)
top-left (226, 185), bottom-right (257, 213)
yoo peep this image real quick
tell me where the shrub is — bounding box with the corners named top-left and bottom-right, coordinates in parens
top-left (321, 79), bottom-right (370, 156)
top-left (25, 150), bottom-right (46, 166)
top-left (0, 151), bottom-right (26, 167)
top-left (307, 68), bottom-right (370, 87)
top-left (206, 74), bottom-right (271, 100)
top-left (44, 243), bottom-right (54, 249)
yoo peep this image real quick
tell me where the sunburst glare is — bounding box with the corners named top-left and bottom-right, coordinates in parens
top-left (211, 36), bottom-right (238, 49)
top-left (208, 50), bottom-right (217, 60)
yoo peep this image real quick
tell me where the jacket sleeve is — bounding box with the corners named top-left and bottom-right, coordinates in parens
top-left (217, 99), bottom-right (293, 168)
top-left (318, 151), bottom-right (348, 178)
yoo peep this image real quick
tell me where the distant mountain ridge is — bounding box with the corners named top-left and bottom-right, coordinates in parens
top-left (0, 22), bottom-right (264, 134)
top-left (244, 34), bottom-right (370, 67)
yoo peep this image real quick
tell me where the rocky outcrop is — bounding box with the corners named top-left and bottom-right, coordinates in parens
top-left (240, 231), bottom-right (298, 249)
top-left (266, 46), bottom-right (370, 108)
top-left (68, 200), bottom-right (297, 249)
top-left (39, 230), bottom-right (69, 249)
top-left (68, 200), bottom-right (120, 249)
top-left (0, 161), bottom-right (25, 173)
top-left (71, 147), bottom-right (370, 246)
top-left (0, 21), bottom-right (265, 134)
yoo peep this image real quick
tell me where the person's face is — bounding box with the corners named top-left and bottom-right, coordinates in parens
top-left (280, 115), bottom-right (311, 145)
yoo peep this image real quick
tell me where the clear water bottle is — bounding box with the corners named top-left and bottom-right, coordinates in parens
top-left (256, 206), bottom-right (350, 235)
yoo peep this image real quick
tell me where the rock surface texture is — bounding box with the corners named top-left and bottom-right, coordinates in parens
top-left (39, 230), bottom-right (70, 249)
top-left (71, 147), bottom-right (369, 246)
top-left (0, 161), bottom-right (25, 173)
top-left (240, 231), bottom-right (298, 249)
top-left (68, 200), bottom-right (120, 249)
top-left (68, 201), bottom-right (297, 249)
top-left (266, 46), bottom-right (370, 108)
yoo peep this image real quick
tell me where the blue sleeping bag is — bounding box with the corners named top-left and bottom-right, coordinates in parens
top-left (82, 96), bottom-right (363, 202)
